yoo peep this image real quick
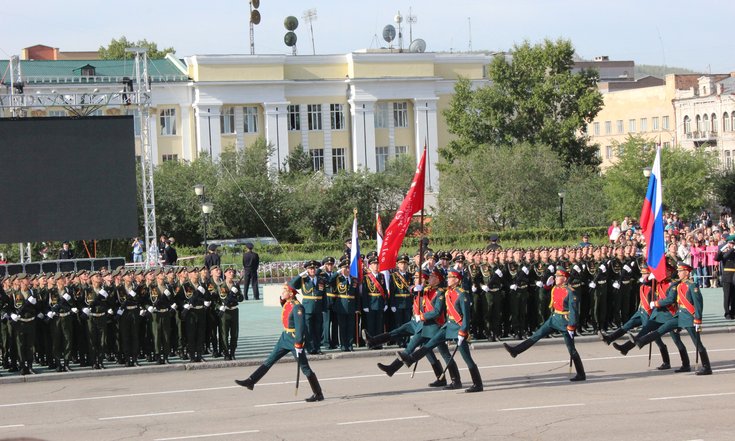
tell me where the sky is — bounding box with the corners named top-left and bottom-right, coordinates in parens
top-left (1, 0), bottom-right (733, 73)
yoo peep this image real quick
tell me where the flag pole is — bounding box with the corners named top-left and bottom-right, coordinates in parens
top-left (417, 142), bottom-right (428, 286)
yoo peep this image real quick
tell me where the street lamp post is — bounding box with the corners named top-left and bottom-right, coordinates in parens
top-left (194, 184), bottom-right (214, 251)
top-left (558, 190), bottom-right (566, 229)
top-left (643, 166), bottom-right (652, 178)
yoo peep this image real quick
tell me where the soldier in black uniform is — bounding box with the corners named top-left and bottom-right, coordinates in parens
top-left (10, 274), bottom-right (39, 375)
top-left (241, 242), bottom-right (261, 300)
top-left (715, 235), bottom-right (735, 319)
top-left (204, 244), bottom-right (221, 270)
top-left (115, 270), bottom-right (141, 367)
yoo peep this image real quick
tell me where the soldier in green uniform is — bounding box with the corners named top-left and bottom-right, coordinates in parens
top-left (633, 262), bottom-right (712, 375)
top-left (468, 252), bottom-right (486, 340)
top-left (173, 269), bottom-right (188, 359)
top-left (235, 284), bottom-right (324, 402)
top-left (331, 259), bottom-right (358, 351)
top-left (180, 268), bottom-right (210, 362)
top-left (534, 249), bottom-right (556, 329)
top-left (116, 270), bottom-right (141, 367)
top-left (318, 257), bottom-right (338, 350)
top-left (389, 254), bottom-right (414, 347)
top-left (483, 253), bottom-right (505, 341)
top-left (0, 276), bottom-right (11, 371)
top-left (9, 274), bottom-right (39, 375)
top-left (504, 268), bottom-right (586, 382)
top-left (81, 272), bottom-right (111, 369)
top-left (71, 271), bottom-right (90, 366)
top-left (289, 260), bottom-right (325, 355)
top-left (508, 250), bottom-right (530, 339)
top-left (361, 256), bottom-right (387, 348)
top-left (587, 247), bottom-right (609, 332)
top-left (148, 270), bottom-right (174, 364)
top-left (216, 267), bottom-right (243, 360)
top-left (46, 273), bottom-right (74, 371)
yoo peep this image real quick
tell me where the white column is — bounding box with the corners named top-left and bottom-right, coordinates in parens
top-left (180, 105), bottom-right (192, 162)
top-left (349, 99), bottom-right (376, 171)
top-left (414, 98), bottom-right (439, 191)
top-left (264, 102), bottom-right (290, 171)
top-left (300, 105), bottom-right (309, 151)
top-left (234, 106), bottom-right (245, 151)
top-left (322, 102), bottom-right (332, 176)
top-left (194, 105), bottom-right (223, 159)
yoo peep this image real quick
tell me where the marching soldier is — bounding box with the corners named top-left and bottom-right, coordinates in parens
top-left (389, 254), bottom-right (414, 347)
top-left (504, 268), bottom-right (586, 382)
top-left (216, 267), bottom-right (244, 360)
top-left (235, 284), bottom-right (324, 402)
top-left (289, 260), bottom-right (325, 355)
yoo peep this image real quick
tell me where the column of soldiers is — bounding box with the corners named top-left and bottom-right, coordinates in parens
top-left (0, 265), bottom-right (244, 375)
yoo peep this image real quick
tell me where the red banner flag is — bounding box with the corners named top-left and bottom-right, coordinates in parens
top-left (378, 146), bottom-right (427, 272)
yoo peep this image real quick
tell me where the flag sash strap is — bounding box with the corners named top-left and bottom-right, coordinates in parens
top-left (657, 283), bottom-right (677, 315)
top-left (677, 283), bottom-right (696, 315)
top-left (392, 272), bottom-right (409, 290)
top-left (640, 286), bottom-right (652, 315)
top-left (445, 290), bottom-right (463, 327)
top-left (367, 272), bottom-right (386, 299)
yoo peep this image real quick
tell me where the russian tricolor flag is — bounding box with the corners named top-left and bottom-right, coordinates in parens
top-left (639, 147), bottom-right (666, 281)
top-left (349, 214), bottom-right (362, 282)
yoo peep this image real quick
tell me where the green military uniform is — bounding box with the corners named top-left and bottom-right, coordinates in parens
top-left (468, 259), bottom-right (486, 339)
top-left (289, 260), bottom-right (325, 354)
top-left (10, 275), bottom-right (39, 375)
top-left (507, 260), bottom-right (530, 339)
top-left (534, 259), bottom-right (556, 328)
top-left (47, 276), bottom-right (75, 371)
top-left (180, 275), bottom-right (209, 362)
top-left (389, 256), bottom-right (414, 347)
top-left (116, 276), bottom-right (141, 367)
top-left (331, 261), bottom-right (358, 351)
top-left (215, 270), bottom-right (243, 360)
top-left (149, 277), bottom-right (174, 364)
top-left (360, 257), bottom-right (387, 346)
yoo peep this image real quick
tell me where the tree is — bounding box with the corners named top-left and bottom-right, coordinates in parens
top-left (99, 36), bottom-right (175, 60)
top-left (713, 168), bottom-right (735, 212)
top-left (442, 39), bottom-right (603, 168)
top-left (603, 136), bottom-right (718, 222)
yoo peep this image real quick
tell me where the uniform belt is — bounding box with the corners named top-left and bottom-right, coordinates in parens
top-left (302, 295), bottom-right (320, 300)
top-left (19, 317), bottom-right (35, 322)
top-left (597, 280), bottom-right (607, 284)
top-left (226, 306), bottom-right (238, 310)
top-left (554, 310), bottom-right (569, 315)
top-left (192, 306), bottom-right (204, 309)
top-left (725, 268), bottom-right (735, 272)
top-left (368, 293), bottom-right (382, 297)
top-left (284, 327), bottom-right (295, 333)
top-left (326, 293), bottom-right (337, 298)
top-left (394, 294), bottom-right (410, 298)
top-left (126, 305), bottom-right (139, 310)
top-left (90, 312), bottom-right (105, 317)
top-left (58, 312), bottom-right (71, 318)
top-left (337, 295), bottom-right (354, 299)
top-left (154, 308), bottom-right (170, 313)
top-left (622, 280), bottom-right (631, 284)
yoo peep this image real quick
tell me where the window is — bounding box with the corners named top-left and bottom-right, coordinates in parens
top-left (711, 113), bottom-right (718, 133)
top-left (162, 154), bottom-right (178, 162)
top-left (48, 110), bottom-right (67, 117)
top-left (663, 142), bottom-right (671, 149)
top-left (393, 102), bottom-right (408, 128)
top-left (652, 117), bottom-right (659, 131)
top-left (605, 146), bottom-right (613, 159)
top-left (640, 118), bottom-right (647, 133)
top-left (243, 106), bottom-right (258, 133)
top-left (287, 105), bottom-right (300, 131)
top-left (307, 104), bottom-right (322, 131)
top-left (616, 120), bottom-right (624, 134)
top-left (374, 103), bottom-right (390, 128)
top-left (695, 115), bottom-right (702, 132)
top-left (330, 104), bottom-right (345, 130)
top-left (376, 146), bottom-right (389, 172)
top-left (604, 121), bottom-right (611, 135)
top-left (684, 116), bottom-right (691, 134)
top-left (80, 64), bottom-right (95, 76)
top-left (628, 119), bottom-right (636, 133)
top-left (332, 147), bottom-right (345, 174)
top-left (160, 108), bottom-right (176, 135)
top-left (726, 150), bottom-right (732, 170)
top-left (662, 115), bottom-right (670, 130)
top-left (703, 114), bottom-right (710, 133)
top-left (395, 145), bottom-right (408, 157)
top-left (732, 113), bottom-right (735, 132)
top-left (310, 148), bottom-right (324, 171)
top-left (221, 107), bottom-right (235, 134)
top-left (593, 122), bottom-right (600, 136)
top-left (724, 113), bottom-right (731, 132)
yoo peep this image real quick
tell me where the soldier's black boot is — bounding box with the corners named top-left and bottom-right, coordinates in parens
top-left (570, 353), bottom-right (586, 382)
top-left (99, 355), bottom-right (106, 370)
top-left (397, 347), bottom-right (429, 367)
top-left (675, 348), bottom-right (691, 373)
top-left (377, 358), bottom-right (403, 377)
top-left (158, 354), bottom-right (165, 365)
top-left (304, 373), bottom-right (324, 402)
top-left (230, 345), bottom-right (237, 360)
top-left (696, 348), bottom-right (712, 376)
top-left (235, 364), bottom-right (270, 390)
top-left (55, 358), bottom-right (63, 372)
top-left (21, 362), bottom-right (30, 376)
top-left (443, 361), bottom-right (462, 390)
top-left (600, 328), bottom-right (626, 345)
top-left (657, 344), bottom-right (671, 370)
top-left (612, 340), bottom-right (636, 356)
top-left (363, 330), bottom-right (391, 349)
top-left (503, 338), bottom-right (534, 358)
top-left (465, 366), bottom-right (483, 393)
top-left (428, 361), bottom-right (447, 387)
top-left (633, 331), bottom-right (659, 349)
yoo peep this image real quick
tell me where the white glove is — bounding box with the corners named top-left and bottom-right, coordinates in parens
top-left (139, 310), bottom-right (146, 317)
top-left (695, 323), bottom-right (702, 332)
top-left (82, 307), bottom-right (91, 315)
top-left (567, 330), bottom-right (575, 339)
top-left (481, 284), bottom-right (490, 292)
top-left (582, 264), bottom-right (587, 270)
top-left (71, 307), bottom-right (78, 314)
top-left (99, 289), bottom-right (108, 298)
top-left (413, 284), bottom-right (423, 292)
top-left (62, 293), bottom-right (71, 301)
top-left (171, 304), bottom-right (177, 310)
top-left (219, 305), bottom-right (226, 312)
top-left (623, 265), bottom-right (632, 273)
top-left (295, 347), bottom-right (304, 356)
top-left (548, 265), bottom-right (554, 272)
top-left (184, 304), bottom-right (192, 310)
top-left (391, 306), bottom-right (397, 312)
top-left (46, 311), bottom-right (56, 319)
top-left (128, 290), bottom-right (136, 297)
top-left (588, 282), bottom-right (596, 289)
top-left (495, 269), bottom-right (503, 277)
top-left (27, 296), bottom-right (37, 305)
top-left (147, 306), bottom-right (154, 314)
top-left (599, 264), bottom-right (607, 273)
top-left (522, 266), bottom-right (529, 275)
top-left (363, 307), bottom-right (369, 313)
top-left (413, 314), bottom-right (421, 322)
top-left (0, 313), bottom-right (6, 320)
top-left (639, 277), bottom-right (646, 284)
top-left (649, 301), bottom-right (656, 309)
top-left (546, 276), bottom-right (554, 286)
top-left (721, 244), bottom-right (731, 252)
top-left (230, 286), bottom-right (238, 293)
top-left (37, 312), bottom-right (44, 319)
top-left (116, 308), bottom-right (124, 316)
top-left (197, 286), bottom-right (206, 294)
top-left (107, 308), bottom-right (113, 315)
top-left (203, 300), bottom-right (211, 307)
top-left (383, 305), bottom-right (388, 312)
top-left (471, 285), bottom-right (477, 292)
top-left (535, 281), bottom-right (544, 288)
top-left (510, 284), bottom-right (517, 291)
top-left (10, 313), bottom-right (19, 322)
top-left (457, 335), bottom-right (465, 346)
top-left (164, 289), bottom-right (171, 297)
top-left (612, 281), bottom-right (621, 289)
top-left (648, 273), bottom-right (656, 281)
top-left (573, 265), bottom-right (581, 273)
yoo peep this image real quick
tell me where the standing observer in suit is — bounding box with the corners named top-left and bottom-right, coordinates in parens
top-left (241, 242), bottom-right (260, 300)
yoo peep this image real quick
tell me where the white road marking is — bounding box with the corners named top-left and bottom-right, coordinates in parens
top-left (154, 430), bottom-right (259, 440)
top-left (337, 415), bottom-right (429, 425)
top-left (650, 392), bottom-right (735, 401)
top-left (0, 424), bottom-right (25, 429)
top-left (500, 403), bottom-right (585, 411)
top-left (254, 400), bottom-right (306, 408)
top-left (98, 410), bottom-right (195, 420)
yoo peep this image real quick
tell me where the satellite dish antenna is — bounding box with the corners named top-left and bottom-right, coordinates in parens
top-left (251, 10), bottom-right (261, 25)
top-left (251, 0), bottom-right (260, 8)
top-left (284, 16), bottom-right (299, 31)
top-left (382, 24), bottom-right (396, 44)
top-left (409, 39), bottom-right (426, 53)
top-left (284, 32), bottom-right (298, 46)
